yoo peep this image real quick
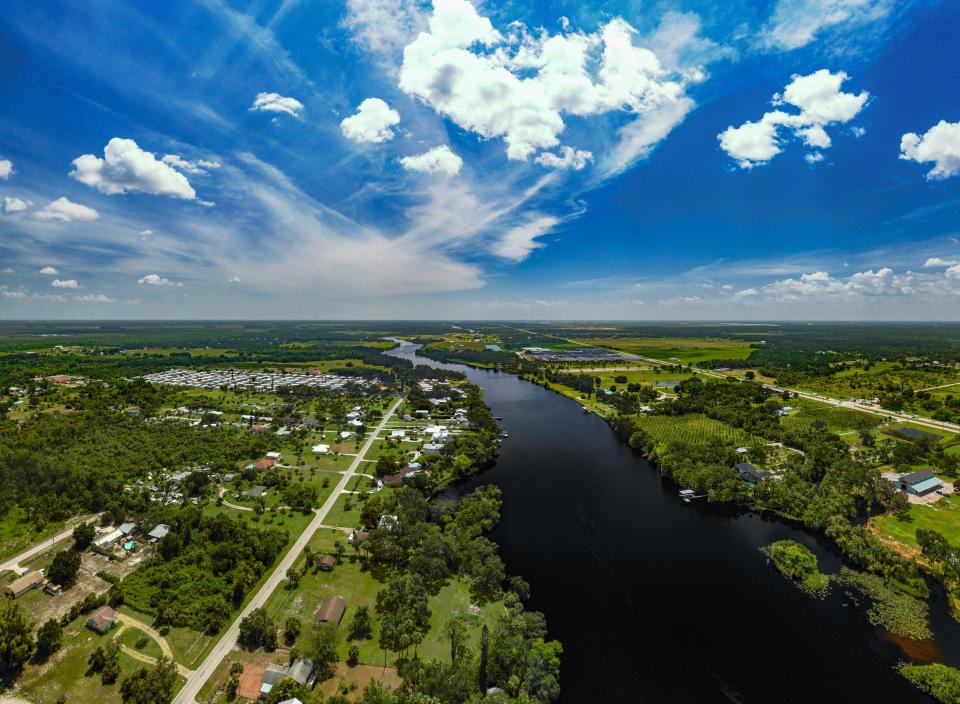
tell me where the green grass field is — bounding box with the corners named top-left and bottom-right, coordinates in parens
top-left (872, 493), bottom-right (960, 550)
top-left (118, 626), bottom-right (164, 660)
top-left (17, 617), bottom-right (181, 704)
top-left (324, 494), bottom-right (364, 529)
top-left (780, 399), bottom-right (882, 435)
top-left (628, 413), bottom-right (760, 449)
top-left (572, 337), bottom-right (755, 364)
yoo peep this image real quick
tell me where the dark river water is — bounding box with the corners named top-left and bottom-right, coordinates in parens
top-left (387, 340), bottom-right (956, 703)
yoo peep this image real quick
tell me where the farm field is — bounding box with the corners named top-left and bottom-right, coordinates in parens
top-left (780, 399), bottom-right (883, 435)
top-left (572, 337), bottom-right (755, 364)
top-left (588, 368), bottom-right (696, 390)
top-left (627, 413), bottom-right (761, 449)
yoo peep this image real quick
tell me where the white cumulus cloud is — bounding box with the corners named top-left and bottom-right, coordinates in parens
top-left (2, 196), bottom-right (30, 214)
top-left (0, 159), bottom-right (12, 180)
top-left (535, 146), bottom-right (593, 171)
top-left (250, 92), bottom-right (304, 117)
top-left (137, 273), bottom-right (182, 287)
top-left (900, 120), bottom-right (960, 180)
top-left (74, 293), bottom-right (117, 304)
top-left (40, 266), bottom-right (58, 275)
top-left (399, 145), bottom-right (463, 175)
top-left (35, 197), bottom-right (100, 222)
top-left (227, 276), bottom-right (241, 283)
top-left (340, 98), bottom-right (401, 143)
top-left (398, 0), bottom-right (697, 168)
top-left (51, 279), bottom-right (79, 289)
top-left (924, 257), bottom-right (958, 268)
top-left (492, 215), bottom-right (559, 262)
top-left (71, 138), bottom-right (196, 199)
top-left (718, 69), bottom-right (868, 168)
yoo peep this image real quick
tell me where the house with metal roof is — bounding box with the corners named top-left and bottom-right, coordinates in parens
top-left (734, 462), bottom-right (771, 486)
top-left (315, 596), bottom-right (346, 625)
top-left (898, 468), bottom-right (943, 496)
top-left (147, 524), bottom-right (170, 542)
top-left (92, 528), bottom-right (124, 554)
top-left (5, 571), bottom-right (44, 598)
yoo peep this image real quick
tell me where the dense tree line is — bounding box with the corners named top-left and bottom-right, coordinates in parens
top-left (120, 507), bottom-right (288, 633)
top-left (0, 407), bottom-right (272, 530)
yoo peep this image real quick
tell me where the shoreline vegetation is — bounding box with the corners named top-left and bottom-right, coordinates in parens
top-left (762, 540), bottom-right (831, 598)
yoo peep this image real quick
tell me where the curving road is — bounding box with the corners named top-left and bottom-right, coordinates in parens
top-left (171, 395), bottom-right (404, 704)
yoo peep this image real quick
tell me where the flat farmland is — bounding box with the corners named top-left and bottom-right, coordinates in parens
top-left (628, 413), bottom-right (760, 449)
top-left (572, 337), bottom-right (755, 364)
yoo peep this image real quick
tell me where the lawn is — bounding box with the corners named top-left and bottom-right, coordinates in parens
top-left (263, 529), bottom-right (503, 669)
top-left (872, 493), bottom-right (960, 551)
top-left (628, 413), bottom-right (761, 449)
top-left (572, 336), bottom-right (756, 364)
top-left (118, 626), bottom-right (164, 661)
top-left (325, 494), bottom-right (364, 529)
top-left (17, 616), bottom-right (180, 704)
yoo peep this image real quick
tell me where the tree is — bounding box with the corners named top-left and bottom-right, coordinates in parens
top-left (48, 549), bottom-right (82, 588)
top-left (73, 521), bottom-right (96, 550)
top-left (309, 622), bottom-right (340, 682)
top-left (264, 677), bottom-right (309, 704)
top-left (347, 643), bottom-right (360, 666)
top-left (238, 608), bottom-right (277, 651)
top-left (284, 617), bottom-right (302, 646)
top-left (349, 605), bottom-right (372, 640)
top-left (35, 618), bottom-right (63, 660)
top-left (376, 575), bottom-right (431, 662)
top-left (0, 601), bottom-right (34, 677)
top-left (445, 615), bottom-right (470, 665)
top-left (478, 624), bottom-right (489, 694)
top-left (226, 661), bottom-right (243, 700)
top-left (120, 656), bottom-right (178, 704)
top-left (101, 637), bottom-right (121, 684)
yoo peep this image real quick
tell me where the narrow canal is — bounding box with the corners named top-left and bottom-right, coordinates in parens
top-left (387, 340), bottom-right (951, 703)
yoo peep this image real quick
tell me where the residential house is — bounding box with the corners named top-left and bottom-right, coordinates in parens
top-left (734, 462), bottom-right (771, 486)
top-left (245, 485), bottom-right (267, 499)
top-left (86, 605), bottom-right (117, 634)
top-left (147, 524), bottom-right (170, 542)
top-left (5, 571), bottom-right (44, 598)
top-left (92, 529), bottom-right (124, 554)
top-left (117, 522), bottom-right (137, 536)
top-left (312, 444), bottom-right (330, 454)
top-left (898, 469), bottom-right (943, 496)
top-left (317, 555), bottom-right (336, 571)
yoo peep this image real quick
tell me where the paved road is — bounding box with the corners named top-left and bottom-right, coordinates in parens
top-left (0, 515), bottom-right (99, 576)
top-left (172, 395), bottom-right (404, 704)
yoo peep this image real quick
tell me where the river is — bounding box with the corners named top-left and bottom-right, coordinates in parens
top-left (387, 340), bottom-right (956, 703)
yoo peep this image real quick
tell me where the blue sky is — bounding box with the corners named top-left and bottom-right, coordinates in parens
top-left (0, 0), bottom-right (959, 320)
